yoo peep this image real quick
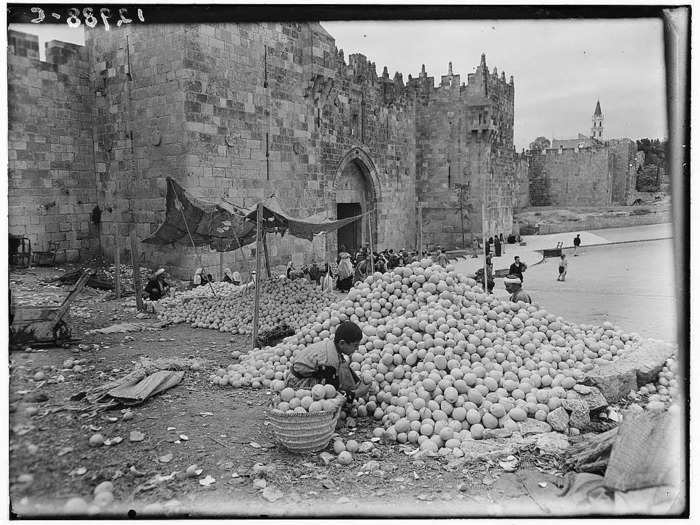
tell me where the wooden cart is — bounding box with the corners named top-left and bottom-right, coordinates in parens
top-left (10, 270), bottom-right (94, 349)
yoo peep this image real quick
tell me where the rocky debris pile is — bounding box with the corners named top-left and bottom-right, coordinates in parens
top-left (626, 356), bottom-right (679, 410)
top-left (49, 261), bottom-right (152, 294)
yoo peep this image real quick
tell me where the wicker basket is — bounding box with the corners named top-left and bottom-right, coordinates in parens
top-left (267, 397), bottom-right (345, 454)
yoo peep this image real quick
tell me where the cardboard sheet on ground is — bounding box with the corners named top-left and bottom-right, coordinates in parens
top-left (71, 357), bottom-right (202, 409)
top-left (86, 321), bottom-right (166, 334)
top-left (107, 370), bottom-right (184, 403)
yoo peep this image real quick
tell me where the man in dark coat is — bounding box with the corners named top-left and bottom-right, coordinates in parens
top-left (509, 256), bottom-right (528, 282)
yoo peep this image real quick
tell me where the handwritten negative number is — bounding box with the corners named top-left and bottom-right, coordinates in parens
top-left (83, 7), bottom-right (98, 28)
top-left (117, 8), bottom-right (132, 27)
top-left (67, 8), bottom-right (81, 27)
top-left (28, 6), bottom-right (144, 28)
top-left (100, 8), bottom-right (111, 30)
top-left (30, 7), bottom-right (45, 23)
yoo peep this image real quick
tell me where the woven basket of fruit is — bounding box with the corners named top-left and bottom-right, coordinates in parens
top-left (267, 384), bottom-right (345, 454)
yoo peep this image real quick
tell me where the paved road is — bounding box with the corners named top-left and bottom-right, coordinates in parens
top-left (486, 238), bottom-right (678, 343)
top-left (452, 222), bottom-right (673, 275)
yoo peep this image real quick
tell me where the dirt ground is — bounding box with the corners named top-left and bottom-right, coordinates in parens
top-left (6, 266), bottom-right (675, 518)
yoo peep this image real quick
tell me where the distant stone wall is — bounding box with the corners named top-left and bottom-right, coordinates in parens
top-left (537, 210), bottom-right (672, 234)
top-left (7, 31), bottom-right (99, 262)
top-left (513, 154), bottom-right (530, 210)
top-left (530, 147), bottom-right (612, 207)
top-left (609, 139), bottom-right (637, 204)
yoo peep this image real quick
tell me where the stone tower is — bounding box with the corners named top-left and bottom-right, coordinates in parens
top-left (591, 100), bottom-right (604, 139)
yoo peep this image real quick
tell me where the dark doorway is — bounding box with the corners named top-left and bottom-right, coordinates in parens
top-left (337, 203), bottom-right (362, 255)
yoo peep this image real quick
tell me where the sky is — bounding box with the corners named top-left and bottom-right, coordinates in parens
top-left (10, 18), bottom-right (668, 151)
top-left (324, 19), bottom-right (668, 150)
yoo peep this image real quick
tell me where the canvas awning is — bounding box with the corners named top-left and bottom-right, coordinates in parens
top-left (243, 196), bottom-right (366, 241)
top-left (143, 178), bottom-right (364, 251)
top-left (142, 177), bottom-right (257, 251)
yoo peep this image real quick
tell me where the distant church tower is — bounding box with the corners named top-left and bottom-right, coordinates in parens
top-left (591, 100), bottom-right (604, 139)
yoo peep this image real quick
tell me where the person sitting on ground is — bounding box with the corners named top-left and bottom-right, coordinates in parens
top-left (557, 254), bottom-right (568, 282)
top-left (231, 271), bottom-right (241, 286)
top-left (284, 321), bottom-right (370, 402)
top-left (436, 249), bottom-right (449, 267)
top-left (375, 253), bottom-right (387, 273)
top-left (144, 268), bottom-right (170, 301)
top-left (509, 256), bottom-right (528, 282)
top-left (504, 274), bottom-right (532, 304)
top-left (249, 270), bottom-right (257, 286)
top-left (222, 268), bottom-right (235, 283)
top-left (354, 255), bottom-right (368, 283)
top-left (286, 260), bottom-right (295, 279)
top-left (205, 273), bottom-right (214, 284)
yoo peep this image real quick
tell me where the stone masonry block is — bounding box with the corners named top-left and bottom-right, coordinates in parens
top-left (583, 361), bottom-right (638, 404)
top-left (546, 406), bottom-right (570, 433)
top-left (631, 340), bottom-right (676, 385)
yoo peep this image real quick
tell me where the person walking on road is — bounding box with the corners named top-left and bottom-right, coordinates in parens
top-left (499, 233), bottom-right (506, 255)
top-left (509, 256), bottom-right (528, 282)
top-left (557, 254), bottom-right (568, 281)
top-left (573, 234), bottom-right (581, 256)
top-left (472, 238), bottom-right (479, 258)
top-left (494, 235), bottom-right (502, 257)
top-left (504, 275), bottom-right (532, 304)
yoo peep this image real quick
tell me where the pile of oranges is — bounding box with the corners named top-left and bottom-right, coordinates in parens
top-left (216, 260), bottom-right (669, 454)
top-left (158, 278), bottom-right (335, 335)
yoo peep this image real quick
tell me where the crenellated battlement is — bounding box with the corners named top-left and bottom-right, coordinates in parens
top-left (8, 30), bottom-right (88, 66)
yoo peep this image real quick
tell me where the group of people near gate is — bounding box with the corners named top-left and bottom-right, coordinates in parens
top-left (285, 245), bottom-right (433, 294)
top-left (473, 232), bottom-right (520, 259)
top-left (142, 266), bottom-right (252, 302)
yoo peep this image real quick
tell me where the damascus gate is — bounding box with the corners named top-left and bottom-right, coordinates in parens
top-left (8, 22), bottom-right (519, 277)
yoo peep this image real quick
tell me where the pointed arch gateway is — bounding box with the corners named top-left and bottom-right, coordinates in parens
top-left (330, 147), bottom-right (381, 258)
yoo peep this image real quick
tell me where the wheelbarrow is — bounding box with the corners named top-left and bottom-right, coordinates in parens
top-left (10, 269), bottom-right (95, 350)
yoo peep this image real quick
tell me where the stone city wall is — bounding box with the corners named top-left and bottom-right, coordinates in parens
top-left (8, 24), bottom-right (521, 277)
top-left (8, 31), bottom-right (99, 262)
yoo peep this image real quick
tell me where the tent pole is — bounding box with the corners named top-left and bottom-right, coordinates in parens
top-left (262, 232), bottom-right (272, 278)
top-left (252, 202), bottom-right (263, 348)
top-left (130, 230), bottom-right (144, 311)
top-left (114, 233), bottom-right (121, 299)
top-left (367, 209), bottom-right (375, 274)
top-left (219, 251), bottom-right (224, 282)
